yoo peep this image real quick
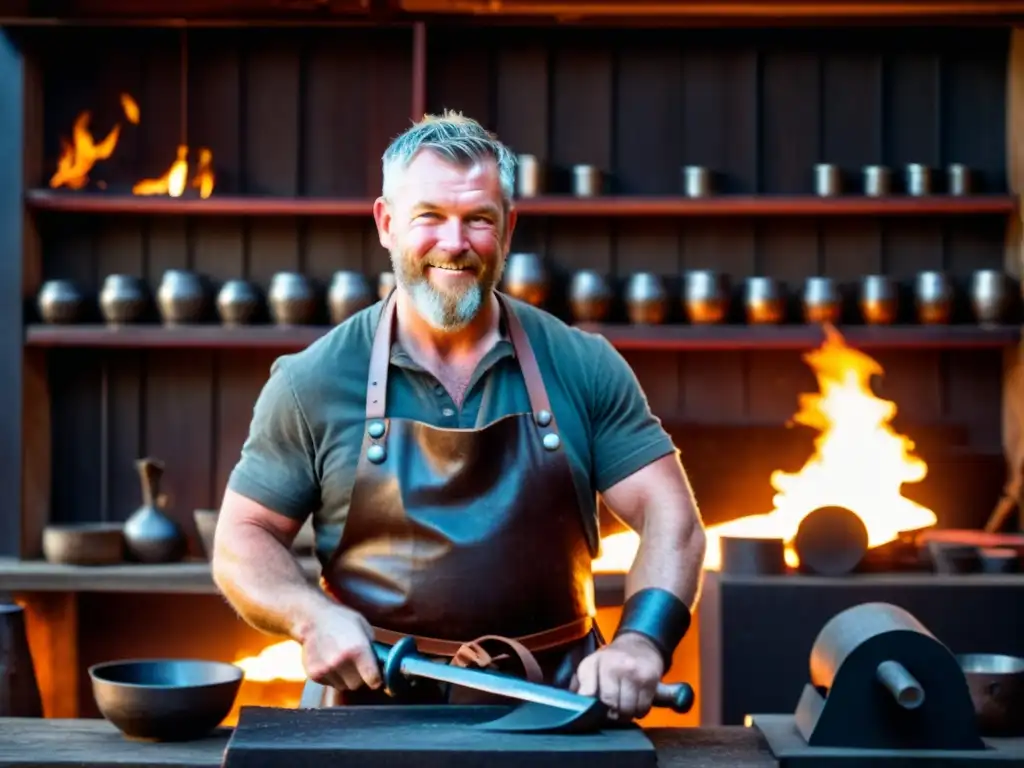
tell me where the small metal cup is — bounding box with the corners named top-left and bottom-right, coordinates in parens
top-left (516, 154), bottom-right (543, 198)
top-left (625, 272), bottom-right (668, 325)
top-left (744, 276), bottom-right (786, 325)
top-left (568, 269), bottom-right (613, 323)
top-left (906, 164), bottom-right (931, 196)
top-left (860, 275), bottom-right (898, 325)
top-left (864, 165), bottom-right (890, 197)
top-left (682, 166), bottom-right (711, 198)
top-left (970, 269), bottom-right (1009, 324)
top-left (803, 276), bottom-right (841, 324)
top-left (683, 269), bottom-right (729, 324)
top-left (915, 270), bottom-right (953, 324)
top-left (815, 164), bottom-right (841, 197)
top-left (948, 164), bottom-right (972, 196)
top-left (572, 165), bottom-right (602, 197)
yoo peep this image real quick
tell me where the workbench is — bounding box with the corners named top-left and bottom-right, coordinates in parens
top-left (0, 717), bottom-right (776, 767)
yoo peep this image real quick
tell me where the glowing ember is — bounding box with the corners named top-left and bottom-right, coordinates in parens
top-left (49, 92), bottom-right (215, 198)
top-left (704, 325), bottom-right (936, 570)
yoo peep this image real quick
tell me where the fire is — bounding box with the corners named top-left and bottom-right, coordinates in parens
top-left (233, 640), bottom-right (306, 683)
top-left (704, 325), bottom-right (936, 570)
top-left (590, 326), bottom-right (937, 575)
top-left (49, 92), bottom-right (215, 198)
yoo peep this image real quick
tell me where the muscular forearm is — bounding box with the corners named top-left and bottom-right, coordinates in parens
top-left (625, 483), bottom-right (706, 610)
top-left (212, 524), bottom-right (334, 641)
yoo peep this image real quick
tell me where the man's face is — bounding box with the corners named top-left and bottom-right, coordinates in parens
top-left (374, 150), bottom-right (516, 331)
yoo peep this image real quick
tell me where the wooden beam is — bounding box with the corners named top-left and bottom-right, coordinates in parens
top-left (411, 21), bottom-right (427, 121)
top-left (0, 30), bottom-right (47, 559)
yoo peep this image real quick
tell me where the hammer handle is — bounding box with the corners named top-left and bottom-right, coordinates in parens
top-left (654, 681), bottom-right (695, 713)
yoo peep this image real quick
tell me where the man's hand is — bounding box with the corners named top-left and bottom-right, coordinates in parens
top-left (295, 603), bottom-right (383, 692)
top-left (571, 633), bottom-right (665, 721)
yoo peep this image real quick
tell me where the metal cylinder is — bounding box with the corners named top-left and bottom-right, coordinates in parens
top-left (625, 272), bottom-right (667, 325)
top-left (970, 268), bottom-right (1008, 324)
top-left (876, 660), bottom-right (926, 710)
top-left (683, 269), bottom-right (728, 324)
top-left (803, 276), bottom-right (841, 324)
top-left (860, 274), bottom-right (898, 325)
top-left (863, 165), bottom-right (890, 197)
top-left (516, 154), bottom-right (542, 198)
top-left (744, 276), bottom-right (786, 325)
top-left (906, 163), bottom-right (931, 196)
top-left (915, 270), bottom-right (953, 324)
top-left (682, 165), bottom-right (711, 198)
top-left (572, 165), bottom-right (601, 197)
top-left (948, 163), bottom-right (971, 196)
top-left (815, 164), bottom-right (841, 197)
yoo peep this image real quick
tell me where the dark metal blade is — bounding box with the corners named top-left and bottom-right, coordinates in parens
top-left (471, 700), bottom-right (610, 734)
top-left (399, 655), bottom-right (598, 714)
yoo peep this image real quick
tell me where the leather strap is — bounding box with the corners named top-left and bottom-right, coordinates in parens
top-left (371, 615), bottom-right (593, 658)
top-left (366, 289), bottom-right (397, 420)
top-left (450, 635), bottom-right (545, 684)
top-left (494, 293), bottom-right (555, 424)
top-left (364, 289), bottom-right (556, 425)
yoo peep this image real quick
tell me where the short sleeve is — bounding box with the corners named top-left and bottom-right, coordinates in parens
top-left (586, 336), bottom-right (677, 493)
top-left (226, 359), bottom-right (320, 520)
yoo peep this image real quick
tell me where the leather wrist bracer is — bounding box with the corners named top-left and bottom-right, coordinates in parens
top-left (613, 587), bottom-right (691, 668)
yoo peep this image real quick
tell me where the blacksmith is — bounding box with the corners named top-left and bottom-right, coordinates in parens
top-left (212, 111), bottom-right (707, 722)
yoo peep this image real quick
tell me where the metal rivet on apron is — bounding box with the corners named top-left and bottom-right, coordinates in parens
top-left (367, 444), bottom-right (387, 464)
top-left (536, 410), bottom-right (552, 427)
top-left (542, 433), bottom-right (561, 451)
top-left (367, 420), bottom-right (386, 439)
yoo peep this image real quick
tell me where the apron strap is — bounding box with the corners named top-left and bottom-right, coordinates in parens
top-left (372, 615), bottom-right (593, 658)
top-left (450, 634), bottom-right (545, 684)
top-left (365, 289), bottom-right (558, 428)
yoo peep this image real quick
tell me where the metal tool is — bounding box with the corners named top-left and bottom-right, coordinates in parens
top-left (372, 636), bottom-right (695, 734)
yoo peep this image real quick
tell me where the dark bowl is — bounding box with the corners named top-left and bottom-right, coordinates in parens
top-left (89, 659), bottom-right (243, 742)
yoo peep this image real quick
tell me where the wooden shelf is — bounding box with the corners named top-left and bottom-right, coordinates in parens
top-left (0, 557), bottom-right (629, 604)
top-left (24, 190), bottom-right (1018, 217)
top-left (24, 323), bottom-right (1022, 351)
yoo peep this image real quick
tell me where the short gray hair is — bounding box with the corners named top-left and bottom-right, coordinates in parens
top-left (381, 110), bottom-right (517, 206)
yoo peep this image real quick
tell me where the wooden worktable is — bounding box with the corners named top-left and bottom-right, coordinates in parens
top-left (0, 718), bottom-right (777, 767)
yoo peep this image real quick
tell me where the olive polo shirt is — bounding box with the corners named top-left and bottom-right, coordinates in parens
top-left (226, 295), bottom-right (678, 564)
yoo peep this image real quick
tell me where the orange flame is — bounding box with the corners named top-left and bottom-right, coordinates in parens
top-left (132, 145), bottom-right (190, 197)
top-left (49, 112), bottom-right (121, 190)
top-left (704, 325), bottom-right (936, 569)
top-left (49, 92), bottom-right (215, 198)
top-left (234, 640), bottom-right (307, 683)
top-left (591, 325), bottom-right (937, 575)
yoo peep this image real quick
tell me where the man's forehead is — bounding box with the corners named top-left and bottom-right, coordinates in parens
top-left (398, 150), bottom-right (500, 192)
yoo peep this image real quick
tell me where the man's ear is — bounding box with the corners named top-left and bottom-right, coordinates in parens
top-left (373, 197), bottom-right (393, 251)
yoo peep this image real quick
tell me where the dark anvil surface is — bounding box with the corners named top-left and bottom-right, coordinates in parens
top-left (0, 717), bottom-right (777, 768)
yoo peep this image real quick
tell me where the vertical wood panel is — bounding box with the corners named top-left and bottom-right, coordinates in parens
top-left (760, 51), bottom-right (820, 194)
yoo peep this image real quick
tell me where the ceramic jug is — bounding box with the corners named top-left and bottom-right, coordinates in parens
top-left (124, 457), bottom-right (186, 564)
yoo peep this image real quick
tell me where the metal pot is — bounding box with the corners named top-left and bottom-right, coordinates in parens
top-left (915, 270), bottom-right (953, 325)
top-left (568, 269), bottom-right (612, 323)
top-left (744, 276), bottom-right (785, 325)
top-left (502, 253), bottom-right (549, 307)
top-left (216, 279), bottom-right (261, 326)
top-left (803, 277), bottom-right (841, 324)
top-left (157, 270), bottom-right (206, 325)
top-left (268, 272), bottom-right (316, 326)
top-left (37, 279), bottom-right (86, 324)
top-left (970, 269), bottom-right (1009, 325)
top-left (860, 275), bottom-right (898, 325)
top-left (328, 270), bottom-right (373, 324)
top-left (625, 273), bottom-right (667, 325)
top-left (957, 653), bottom-right (1024, 736)
top-left (99, 274), bottom-right (148, 325)
top-left (683, 269), bottom-right (729, 324)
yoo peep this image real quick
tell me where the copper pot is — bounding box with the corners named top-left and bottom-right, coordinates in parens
top-left (502, 253), bottom-right (549, 307)
top-left (860, 275), bottom-right (898, 325)
top-left (744, 276), bottom-right (785, 325)
top-left (803, 277), bottom-right (841, 324)
top-left (157, 269), bottom-right (206, 325)
top-left (625, 273), bottom-right (667, 325)
top-left (268, 272), bottom-right (316, 326)
top-left (216, 279), bottom-right (261, 326)
top-left (684, 269), bottom-right (729, 324)
top-left (328, 270), bottom-right (373, 324)
top-left (568, 270), bottom-right (612, 323)
top-left (915, 271), bottom-right (953, 325)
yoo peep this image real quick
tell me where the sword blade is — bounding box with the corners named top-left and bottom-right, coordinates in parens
top-left (397, 654), bottom-right (600, 713)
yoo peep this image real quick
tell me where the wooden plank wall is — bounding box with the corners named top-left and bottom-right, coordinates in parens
top-left (25, 24), bottom-right (1013, 551)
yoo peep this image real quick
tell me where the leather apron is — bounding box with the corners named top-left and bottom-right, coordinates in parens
top-left (300, 290), bottom-right (601, 708)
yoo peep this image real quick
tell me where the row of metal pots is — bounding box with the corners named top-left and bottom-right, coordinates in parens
top-left (502, 252), bottom-right (1018, 325)
top-left (36, 269), bottom-right (394, 326)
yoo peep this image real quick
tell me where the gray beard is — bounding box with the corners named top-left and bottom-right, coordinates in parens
top-left (390, 251), bottom-right (504, 332)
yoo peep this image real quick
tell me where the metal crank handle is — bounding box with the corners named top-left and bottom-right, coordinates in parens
top-left (653, 681), bottom-right (695, 713)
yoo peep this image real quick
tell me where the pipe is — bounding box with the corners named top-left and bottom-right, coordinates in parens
top-left (875, 660), bottom-right (926, 710)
